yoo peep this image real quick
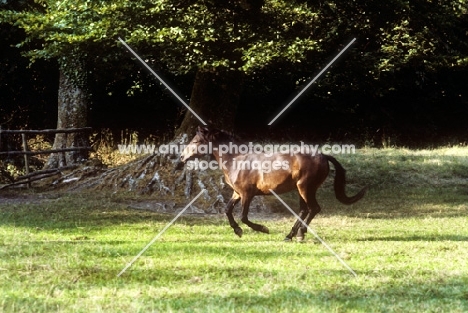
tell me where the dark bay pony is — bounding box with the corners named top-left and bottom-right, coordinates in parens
top-left (180, 126), bottom-right (367, 241)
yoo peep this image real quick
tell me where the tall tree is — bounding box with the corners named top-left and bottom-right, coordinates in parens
top-left (1, 1), bottom-right (98, 167)
top-left (118, 0), bottom-right (325, 136)
top-left (44, 51), bottom-right (89, 167)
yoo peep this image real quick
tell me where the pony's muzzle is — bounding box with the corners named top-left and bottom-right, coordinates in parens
top-left (180, 154), bottom-right (188, 163)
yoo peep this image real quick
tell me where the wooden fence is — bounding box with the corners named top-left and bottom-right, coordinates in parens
top-left (0, 127), bottom-right (92, 189)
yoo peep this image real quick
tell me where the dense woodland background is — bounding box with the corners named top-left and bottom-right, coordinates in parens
top-left (1, 0), bottom-right (467, 151)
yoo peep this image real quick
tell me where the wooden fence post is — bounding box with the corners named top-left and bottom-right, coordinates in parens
top-left (21, 133), bottom-right (31, 188)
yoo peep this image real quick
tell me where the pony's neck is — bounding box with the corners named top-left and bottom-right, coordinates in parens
top-left (210, 138), bottom-right (240, 166)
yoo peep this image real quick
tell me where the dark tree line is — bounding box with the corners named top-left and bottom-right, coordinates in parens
top-left (1, 0), bottom-right (467, 157)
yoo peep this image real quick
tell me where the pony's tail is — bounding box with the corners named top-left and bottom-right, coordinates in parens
top-left (324, 154), bottom-right (368, 205)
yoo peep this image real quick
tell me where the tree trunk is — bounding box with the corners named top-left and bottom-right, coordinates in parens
top-left (175, 70), bottom-right (244, 137)
top-left (44, 53), bottom-right (89, 169)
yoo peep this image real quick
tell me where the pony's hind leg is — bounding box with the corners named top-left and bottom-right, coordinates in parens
top-left (240, 194), bottom-right (269, 234)
top-left (296, 191), bottom-right (321, 242)
top-left (285, 196), bottom-right (309, 241)
top-left (226, 192), bottom-right (242, 237)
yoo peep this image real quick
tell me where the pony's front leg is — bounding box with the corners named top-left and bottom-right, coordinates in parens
top-left (226, 194), bottom-right (242, 237)
top-left (240, 195), bottom-right (269, 234)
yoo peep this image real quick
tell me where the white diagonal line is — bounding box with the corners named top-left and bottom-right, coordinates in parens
top-left (118, 37), bottom-right (207, 126)
top-left (117, 189), bottom-right (207, 277)
top-left (268, 38), bottom-right (356, 125)
top-left (269, 189), bottom-right (358, 277)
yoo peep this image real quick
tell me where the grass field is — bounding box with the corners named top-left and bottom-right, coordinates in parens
top-left (1, 147), bottom-right (468, 312)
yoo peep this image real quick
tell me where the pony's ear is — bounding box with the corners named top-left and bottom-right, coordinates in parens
top-left (196, 126), bottom-right (210, 140)
top-left (197, 126), bottom-right (209, 134)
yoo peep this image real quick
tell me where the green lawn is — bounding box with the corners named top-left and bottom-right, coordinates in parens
top-left (1, 147), bottom-right (468, 312)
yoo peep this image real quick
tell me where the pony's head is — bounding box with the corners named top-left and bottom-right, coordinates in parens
top-left (181, 126), bottom-right (236, 162)
top-left (180, 126), bottom-right (214, 162)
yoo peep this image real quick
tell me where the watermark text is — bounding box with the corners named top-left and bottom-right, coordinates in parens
top-left (118, 142), bottom-right (355, 156)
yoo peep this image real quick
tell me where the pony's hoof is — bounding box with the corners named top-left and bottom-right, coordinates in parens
top-left (234, 227), bottom-right (243, 238)
top-left (260, 226), bottom-right (270, 234)
top-left (284, 237), bottom-right (292, 242)
top-left (296, 236), bottom-right (305, 243)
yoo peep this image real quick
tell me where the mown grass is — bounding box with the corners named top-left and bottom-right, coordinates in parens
top-left (1, 147), bottom-right (468, 312)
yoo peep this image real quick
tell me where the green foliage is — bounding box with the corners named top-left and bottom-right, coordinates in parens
top-left (4, 0), bottom-right (465, 73)
top-left (2, 0), bottom-right (116, 62)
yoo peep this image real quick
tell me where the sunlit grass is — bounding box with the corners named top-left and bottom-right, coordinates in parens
top-left (1, 147), bottom-right (468, 312)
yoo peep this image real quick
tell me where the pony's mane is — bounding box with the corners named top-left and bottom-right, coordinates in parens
top-left (199, 127), bottom-right (239, 143)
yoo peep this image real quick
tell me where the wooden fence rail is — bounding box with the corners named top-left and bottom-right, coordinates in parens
top-left (0, 127), bottom-right (91, 134)
top-left (0, 147), bottom-right (91, 156)
top-left (0, 127), bottom-right (92, 188)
